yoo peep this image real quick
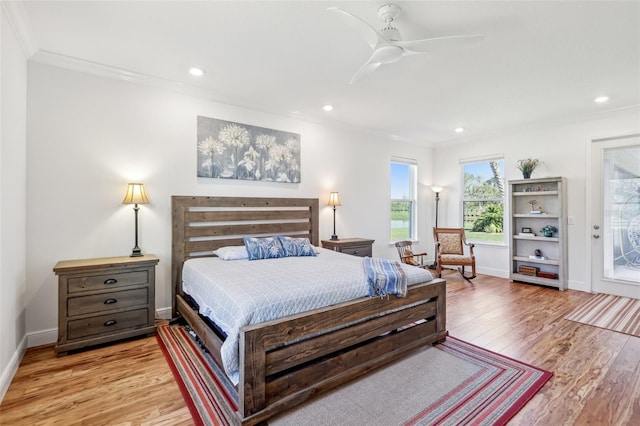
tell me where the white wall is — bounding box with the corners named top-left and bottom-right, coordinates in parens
top-left (26, 62), bottom-right (434, 343)
top-left (0, 9), bottom-right (28, 401)
top-left (433, 108), bottom-right (640, 290)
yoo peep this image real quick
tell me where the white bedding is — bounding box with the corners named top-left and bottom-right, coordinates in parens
top-left (182, 247), bottom-right (433, 385)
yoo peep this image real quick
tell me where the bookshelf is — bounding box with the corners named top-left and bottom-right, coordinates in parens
top-left (508, 177), bottom-right (567, 290)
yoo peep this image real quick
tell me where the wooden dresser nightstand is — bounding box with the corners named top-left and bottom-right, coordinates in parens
top-left (321, 238), bottom-right (375, 257)
top-left (54, 254), bottom-right (159, 355)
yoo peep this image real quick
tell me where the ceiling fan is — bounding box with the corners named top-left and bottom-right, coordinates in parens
top-left (328, 4), bottom-right (484, 84)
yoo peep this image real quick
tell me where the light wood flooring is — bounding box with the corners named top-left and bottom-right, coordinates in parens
top-left (1, 271), bottom-right (638, 425)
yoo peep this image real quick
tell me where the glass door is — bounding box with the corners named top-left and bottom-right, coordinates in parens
top-left (591, 135), bottom-right (640, 298)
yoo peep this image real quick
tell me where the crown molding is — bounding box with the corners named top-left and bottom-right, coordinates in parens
top-left (30, 49), bottom-right (211, 96)
top-left (1, 0), bottom-right (38, 58)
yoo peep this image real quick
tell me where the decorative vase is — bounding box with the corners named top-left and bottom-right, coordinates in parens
top-left (544, 230), bottom-right (553, 237)
top-left (523, 172), bottom-right (531, 179)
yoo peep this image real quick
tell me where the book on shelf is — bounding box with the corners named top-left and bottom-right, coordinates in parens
top-left (528, 255), bottom-right (546, 260)
top-left (518, 232), bottom-right (536, 237)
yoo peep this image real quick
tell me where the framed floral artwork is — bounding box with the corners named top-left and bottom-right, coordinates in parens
top-left (197, 115), bottom-right (301, 183)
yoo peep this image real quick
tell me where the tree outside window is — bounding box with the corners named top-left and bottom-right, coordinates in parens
top-left (462, 159), bottom-right (505, 243)
top-left (391, 160), bottom-right (417, 241)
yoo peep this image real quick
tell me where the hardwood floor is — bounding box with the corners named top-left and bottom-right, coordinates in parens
top-left (0, 330), bottom-right (190, 425)
top-left (1, 271), bottom-right (638, 425)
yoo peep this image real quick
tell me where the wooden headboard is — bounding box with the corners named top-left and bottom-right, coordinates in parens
top-left (171, 196), bottom-right (319, 314)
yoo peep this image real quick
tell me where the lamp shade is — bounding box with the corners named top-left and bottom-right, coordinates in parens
top-left (327, 192), bottom-right (341, 207)
top-left (122, 183), bottom-right (150, 205)
top-left (431, 185), bottom-right (444, 194)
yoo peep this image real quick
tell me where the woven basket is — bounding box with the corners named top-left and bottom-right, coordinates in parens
top-left (519, 265), bottom-right (539, 276)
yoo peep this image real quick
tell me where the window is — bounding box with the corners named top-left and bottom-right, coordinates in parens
top-left (462, 158), bottom-right (505, 243)
top-left (391, 159), bottom-right (418, 242)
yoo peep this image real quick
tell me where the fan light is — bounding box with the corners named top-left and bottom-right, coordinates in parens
top-left (189, 67), bottom-right (205, 77)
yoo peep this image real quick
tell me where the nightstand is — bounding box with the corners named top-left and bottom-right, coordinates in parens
top-left (54, 254), bottom-right (159, 355)
top-left (321, 238), bottom-right (374, 257)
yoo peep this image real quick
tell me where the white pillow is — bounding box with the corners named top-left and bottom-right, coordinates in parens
top-left (214, 246), bottom-right (249, 260)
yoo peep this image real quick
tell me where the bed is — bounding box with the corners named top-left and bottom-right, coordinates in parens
top-left (172, 196), bottom-right (447, 425)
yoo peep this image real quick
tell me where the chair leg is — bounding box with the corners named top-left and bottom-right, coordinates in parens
top-left (436, 262), bottom-right (442, 278)
top-left (458, 264), bottom-right (476, 281)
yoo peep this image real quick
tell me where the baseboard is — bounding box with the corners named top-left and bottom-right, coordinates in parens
top-left (156, 306), bottom-right (172, 320)
top-left (0, 335), bottom-right (27, 403)
top-left (27, 327), bottom-right (57, 348)
top-left (567, 280), bottom-right (590, 293)
top-left (476, 266), bottom-right (510, 278)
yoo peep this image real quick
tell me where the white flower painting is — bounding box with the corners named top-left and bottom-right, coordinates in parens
top-left (197, 116), bottom-right (301, 183)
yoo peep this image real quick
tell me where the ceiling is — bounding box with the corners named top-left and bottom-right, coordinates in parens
top-left (13, 0), bottom-right (640, 146)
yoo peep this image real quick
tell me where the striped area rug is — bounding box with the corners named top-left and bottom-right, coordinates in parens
top-left (156, 324), bottom-right (552, 426)
top-left (156, 325), bottom-right (238, 425)
top-left (565, 293), bottom-right (640, 337)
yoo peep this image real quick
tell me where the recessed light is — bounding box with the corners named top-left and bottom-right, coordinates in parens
top-left (189, 67), bottom-right (205, 77)
top-left (455, 127), bottom-right (465, 133)
top-left (594, 96), bottom-right (609, 103)
top-left (322, 104), bottom-right (334, 112)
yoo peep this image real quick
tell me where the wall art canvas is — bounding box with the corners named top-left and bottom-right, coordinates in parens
top-left (197, 115), bottom-right (301, 183)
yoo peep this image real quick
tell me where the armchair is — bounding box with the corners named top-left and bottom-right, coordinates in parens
top-left (433, 227), bottom-right (476, 280)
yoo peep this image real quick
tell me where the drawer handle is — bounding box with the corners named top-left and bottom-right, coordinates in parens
top-left (104, 278), bottom-right (118, 285)
top-left (104, 320), bottom-right (118, 327)
top-left (353, 250), bottom-right (359, 254)
top-left (104, 298), bottom-right (118, 305)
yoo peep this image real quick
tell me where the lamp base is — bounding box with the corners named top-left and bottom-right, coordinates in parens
top-left (330, 234), bottom-right (339, 240)
top-left (130, 247), bottom-right (143, 257)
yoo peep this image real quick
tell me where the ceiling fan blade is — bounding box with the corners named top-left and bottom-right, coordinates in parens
top-left (350, 58), bottom-right (382, 84)
top-left (396, 34), bottom-right (485, 55)
top-left (327, 7), bottom-right (386, 49)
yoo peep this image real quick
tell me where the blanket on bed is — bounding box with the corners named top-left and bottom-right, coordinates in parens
top-left (364, 257), bottom-right (408, 297)
top-left (182, 250), bottom-right (431, 385)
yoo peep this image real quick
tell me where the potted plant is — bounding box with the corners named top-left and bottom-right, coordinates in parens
top-left (540, 225), bottom-right (557, 237)
top-left (516, 158), bottom-right (540, 179)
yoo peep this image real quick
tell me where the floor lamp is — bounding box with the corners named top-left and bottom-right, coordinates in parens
top-left (429, 186), bottom-right (443, 269)
top-left (122, 183), bottom-right (150, 257)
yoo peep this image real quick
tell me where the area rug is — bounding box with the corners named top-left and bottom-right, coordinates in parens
top-left (565, 293), bottom-right (640, 337)
top-left (156, 324), bottom-right (552, 426)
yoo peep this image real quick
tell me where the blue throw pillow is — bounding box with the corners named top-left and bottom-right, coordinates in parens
top-left (278, 236), bottom-right (317, 257)
top-left (243, 237), bottom-right (285, 260)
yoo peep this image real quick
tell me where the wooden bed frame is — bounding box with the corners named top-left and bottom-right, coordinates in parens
top-left (172, 196), bottom-right (447, 425)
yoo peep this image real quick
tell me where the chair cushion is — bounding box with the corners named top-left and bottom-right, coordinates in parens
top-left (440, 254), bottom-right (473, 265)
top-left (439, 233), bottom-right (463, 254)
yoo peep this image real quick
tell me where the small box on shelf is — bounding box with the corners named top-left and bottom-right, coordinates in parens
top-left (537, 271), bottom-right (558, 279)
top-left (528, 255), bottom-right (546, 260)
